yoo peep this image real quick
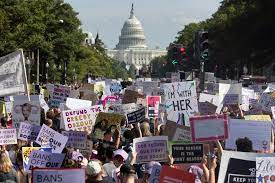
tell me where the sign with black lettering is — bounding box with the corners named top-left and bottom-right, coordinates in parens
top-left (18, 122), bottom-right (41, 142)
top-left (171, 143), bottom-right (203, 164)
top-left (61, 131), bottom-right (87, 149)
top-left (149, 164), bottom-right (162, 183)
top-left (32, 168), bottom-right (85, 183)
top-left (127, 107), bottom-right (146, 124)
top-left (162, 81), bottom-right (198, 126)
top-left (36, 124), bottom-right (68, 153)
top-left (0, 128), bottom-right (17, 145)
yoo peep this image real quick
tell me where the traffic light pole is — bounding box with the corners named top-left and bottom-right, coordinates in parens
top-left (199, 60), bottom-right (205, 91)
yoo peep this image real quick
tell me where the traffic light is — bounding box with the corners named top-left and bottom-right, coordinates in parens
top-left (168, 44), bottom-right (187, 65)
top-left (199, 31), bottom-right (209, 61)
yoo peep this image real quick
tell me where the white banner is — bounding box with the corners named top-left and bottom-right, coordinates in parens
top-left (0, 49), bottom-right (27, 97)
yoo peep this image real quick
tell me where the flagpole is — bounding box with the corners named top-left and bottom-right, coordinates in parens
top-left (20, 49), bottom-right (30, 101)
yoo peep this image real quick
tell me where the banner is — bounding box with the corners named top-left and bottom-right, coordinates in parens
top-left (244, 115), bottom-right (272, 121)
top-left (0, 128), bottom-right (17, 145)
top-left (190, 114), bottom-right (229, 142)
top-left (171, 143), bottom-right (203, 164)
top-left (127, 107), bottom-right (146, 124)
top-left (159, 166), bottom-right (196, 183)
top-left (22, 147), bottom-right (52, 172)
top-left (256, 157), bottom-right (275, 183)
top-left (0, 49), bottom-right (27, 97)
top-left (66, 98), bottom-right (92, 109)
top-left (26, 150), bottom-right (65, 172)
top-left (133, 136), bottom-right (168, 164)
top-left (163, 121), bottom-right (191, 142)
top-left (50, 84), bottom-right (70, 107)
top-left (18, 122), bottom-right (41, 141)
top-left (226, 119), bottom-right (271, 151)
top-left (32, 168), bottom-right (85, 183)
top-left (62, 105), bottom-right (103, 133)
top-left (61, 131), bottom-right (87, 149)
top-left (12, 100), bottom-right (41, 128)
top-left (162, 81), bottom-right (198, 126)
top-left (218, 151), bottom-right (275, 183)
top-left (147, 96), bottom-right (160, 118)
top-left (36, 124), bottom-right (68, 153)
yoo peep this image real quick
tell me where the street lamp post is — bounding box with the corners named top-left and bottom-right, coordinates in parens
top-left (45, 62), bottom-right (49, 83)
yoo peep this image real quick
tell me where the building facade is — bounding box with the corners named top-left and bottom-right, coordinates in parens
top-left (107, 4), bottom-right (166, 71)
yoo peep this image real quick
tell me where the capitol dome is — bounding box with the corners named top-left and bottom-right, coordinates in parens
top-left (115, 4), bottom-right (147, 50)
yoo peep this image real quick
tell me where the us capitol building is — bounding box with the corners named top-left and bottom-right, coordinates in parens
top-left (107, 4), bottom-right (166, 71)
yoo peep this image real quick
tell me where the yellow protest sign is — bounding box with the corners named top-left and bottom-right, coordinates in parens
top-left (244, 115), bottom-right (271, 121)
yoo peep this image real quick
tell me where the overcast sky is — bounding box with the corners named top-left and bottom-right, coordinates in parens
top-left (65, 0), bottom-right (221, 49)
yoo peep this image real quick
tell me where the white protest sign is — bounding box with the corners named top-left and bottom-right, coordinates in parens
top-left (149, 164), bottom-right (162, 183)
top-left (36, 124), bottom-right (68, 153)
top-left (272, 106), bottom-right (275, 119)
top-left (62, 131), bottom-right (87, 149)
top-left (5, 101), bottom-right (13, 114)
top-left (0, 50), bottom-right (27, 97)
top-left (27, 150), bottom-right (65, 172)
top-left (162, 81), bottom-right (198, 126)
top-left (110, 82), bottom-right (122, 93)
top-left (66, 98), bottom-right (92, 109)
top-left (222, 94), bottom-right (239, 105)
top-left (171, 72), bottom-right (180, 83)
top-left (219, 83), bottom-right (242, 104)
top-left (32, 168), bottom-right (85, 183)
top-left (256, 157), bottom-right (275, 183)
top-left (18, 122), bottom-right (41, 141)
top-left (39, 96), bottom-right (49, 112)
top-left (199, 93), bottom-right (220, 107)
top-left (226, 119), bottom-right (271, 151)
top-left (259, 92), bottom-right (275, 112)
top-left (50, 84), bottom-right (70, 107)
top-left (113, 103), bottom-right (140, 115)
top-left (12, 100), bottom-right (41, 129)
top-left (62, 105), bottom-right (103, 133)
top-left (0, 128), bottom-right (17, 145)
top-left (142, 81), bottom-right (159, 96)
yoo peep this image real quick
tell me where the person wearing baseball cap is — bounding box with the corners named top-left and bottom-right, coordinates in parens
top-left (86, 160), bottom-right (114, 183)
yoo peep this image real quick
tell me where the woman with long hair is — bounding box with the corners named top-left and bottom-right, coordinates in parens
top-left (0, 151), bottom-right (18, 182)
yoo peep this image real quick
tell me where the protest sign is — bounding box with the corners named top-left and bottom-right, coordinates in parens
top-left (159, 166), bottom-right (196, 183)
top-left (32, 168), bottom-right (85, 183)
top-left (122, 89), bottom-right (140, 104)
top-left (27, 150), bottom-right (65, 172)
top-left (110, 82), bottom-right (122, 93)
top-left (0, 50), bottom-right (27, 97)
top-left (5, 101), bottom-right (13, 114)
top-left (162, 81), bottom-right (198, 126)
top-left (218, 151), bottom-right (275, 183)
top-left (148, 164), bottom-right (162, 183)
top-left (22, 147), bottom-right (52, 171)
top-left (163, 120), bottom-right (191, 142)
top-left (36, 124), bottom-right (68, 153)
top-left (199, 93), bottom-right (220, 107)
top-left (171, 143), bottom-right (203, 164)
top-left (136, 97), bottom-right (147, 106)
top-left (205, 72), bottom-right (215, 82)
top-left (133, 136), bottom-right (168, 163)
top-left (219, 83), bottom-right (242, 104)
top-left (272, 106), bottom-right (275, 119)
top-left (61, 131), bottom-right (87, 149)
top-left (102, 95), bottom-right (120, 106)
top-left (256, 157), bottom-right (275, 183)
top-left (112, 103), bottom-right (140, 114)
top-left (62, 105), bottom-right (103, 133)
top-left (226, 119), bottom-right (271, 151)
top-left (147, 96), bottom-right (160, 118)
top-left (18, 122), bottom-right (41, 141)
top-left (94, 81), bottom-right (105, 94)
top-left (96, 112), bottom-right (125, 128)
top-left (50, 84), bottom-right (70, 107)
top-left (127, 107), bottom-right (146, 124)
top-left (259, 92), bottom-right (275, 112)
top-left (12, 100), bottom-right (41, 128)
top-left (244, 115), bottom-right (272, 121)
top-left (222, 94), bottom-right (239, 105)
top-left (66, 98), bottom-right (92, 109)
top-left (190, 114), bottom-right (229, 142)
top-left (142, 81), bottom-right (159, 96)
top-left (171, 72), bottom-right (180, 83)
top-left (39, 96), bottom-right (49, 112)
top-left (198, 101), bottom-right (217, 115)
top-left (0, 128), bottom-right (17, 145)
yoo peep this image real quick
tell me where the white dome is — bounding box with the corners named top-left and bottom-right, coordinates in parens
top-left (115, 4), bottom-right (147, 50)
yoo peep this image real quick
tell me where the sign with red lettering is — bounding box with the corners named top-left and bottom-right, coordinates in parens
top-left (162, 81), bottom-right (198, 126)
top-left (133, 136), bottom-right (168, 164)
top-left (50, 84), bottom-right (70, 108)
top-left (159, 165), bottom-right (196, 183)
top-left (62, 105), bottom-right (103, 133)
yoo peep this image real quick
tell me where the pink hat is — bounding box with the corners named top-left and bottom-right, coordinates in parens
top-left (114, 149), bottom-right (128, 161)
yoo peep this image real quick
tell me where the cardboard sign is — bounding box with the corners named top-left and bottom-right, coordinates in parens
top-left (198, 101), bottom-right (217, 115)
top-left (66, 98), bottom-right (92, 109)
top-left (36, 124), bottom-right (68, 153)
top-left (190, 114), bottom-right (229, 142)
top-left (162, 81), bottom-right (198, 126)
top-left (0, 128), bottom-right (17, 145)
top-left (61, 131), bottom-right (87, 149)
top-left (218, 151), bottom-right (275, 183)
top-left (244, 115), bottom-right (272, 121)
top-left (127, 107), bottom-right (146, 124)
top-left (0, 50), bottom-right (27, 97)
top-left (12, 100), bottom-right (41, 128)
top-left (149, 164), bottom-right (162, 183)
top-left (226, 119), bottom-right (271, 151)
top-left (159, 166), bottom-right (196, 183)
top-left (27, 150), bottom-right (65, 171)
top-left (133, 136), bottom-right (168, 164)
top-left (32, 168), bottom-right (85, 183)
top-left (95, 112), bottom-right (125, 128)
top-left (147, 96), bottom-right (161, 118)
top-left (18, 122), bottom-right (41, 141)
top-left (50, 85), bottom-right (70, 107)
top-left (62, 105), bottom-right (103, 133)
top-left (171, 143), bottom-right (203, 164)
top-left (256, 157), bottom-right (275, 183)
top-left (163, 121), bottom-right (191, 142)
top-left (22, 147), bottom-right (52, 172)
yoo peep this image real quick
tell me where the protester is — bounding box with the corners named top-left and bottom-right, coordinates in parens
top-left (0, 151), bottom-right (18, 183)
